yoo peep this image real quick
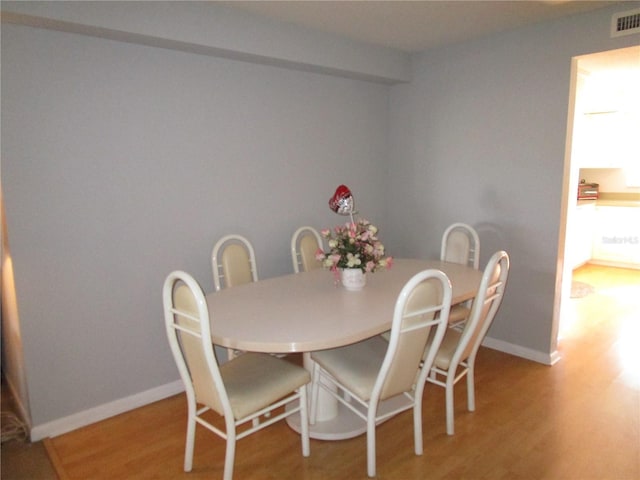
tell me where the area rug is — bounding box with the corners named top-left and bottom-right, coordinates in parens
top-left (570, 281), bottom-right (596, 298)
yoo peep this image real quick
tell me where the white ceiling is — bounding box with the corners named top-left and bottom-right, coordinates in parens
top-left (221, 1), bottom-right (632, 53)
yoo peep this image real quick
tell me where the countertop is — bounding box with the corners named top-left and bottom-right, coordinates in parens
top-left (577, 193), bottom-right (640, 208)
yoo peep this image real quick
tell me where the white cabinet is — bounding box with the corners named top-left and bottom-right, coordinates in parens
top-left (574, 112), bottom-right (638, 168)
top-left (568, 202), bottom-right (596, 269)
top-left (591, 206), bottom-right (640, 268)
top-left (574, 66), bottom-right (640, 169)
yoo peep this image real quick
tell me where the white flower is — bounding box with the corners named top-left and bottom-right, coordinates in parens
top-left (317, 219), bottom-right (393, 273)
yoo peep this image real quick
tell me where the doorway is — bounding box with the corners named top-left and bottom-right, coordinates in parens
top-left (557, 45), bottom-right (640, 347)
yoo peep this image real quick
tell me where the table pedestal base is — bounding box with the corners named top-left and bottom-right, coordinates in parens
top-left (287, 401), bottom-right (366, 440)
top-left (286, 393), bottom-right (413, 441)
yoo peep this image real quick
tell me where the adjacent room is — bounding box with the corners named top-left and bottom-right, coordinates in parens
top-left (2, 1), bottom-right (639, 478)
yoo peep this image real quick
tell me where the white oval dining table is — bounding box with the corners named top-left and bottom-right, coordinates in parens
top-left (205, 258), bottom-right (483, 440)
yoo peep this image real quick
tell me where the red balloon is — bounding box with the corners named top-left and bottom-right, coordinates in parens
top-left (329, 185), bottom-right (355, 215)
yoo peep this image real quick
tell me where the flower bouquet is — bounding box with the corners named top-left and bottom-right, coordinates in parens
top-left (315, 218), bottom-right (393, 276)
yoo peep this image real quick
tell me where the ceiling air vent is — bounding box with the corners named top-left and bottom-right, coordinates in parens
top-left (611, 8), bottom-right (640, 37)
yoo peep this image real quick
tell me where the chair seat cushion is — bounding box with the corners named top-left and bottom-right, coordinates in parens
top-left (433, 329), bottom-right (462, 371)
top-left (221, 352), bottom-right (310, 419)
top-left (448, 304), bottom-right (470, 324)
top-left (311, 336), bottom-right (389, 402)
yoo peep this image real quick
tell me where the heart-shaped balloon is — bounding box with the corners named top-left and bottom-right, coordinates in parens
top-left (329, 184), bottom-right (355, 215)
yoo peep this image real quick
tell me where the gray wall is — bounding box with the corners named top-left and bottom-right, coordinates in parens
top-left (2, 1), bottom-right (639, 436)
top-left (387, 3), bottom-right (640, 355)
top-left (1, 23), bottom-right (389, 429)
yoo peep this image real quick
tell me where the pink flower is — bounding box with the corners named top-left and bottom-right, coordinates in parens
top-left (315, 218), bottom-right (392, 274)
top-left (381, 257), bottom-right (394, 270)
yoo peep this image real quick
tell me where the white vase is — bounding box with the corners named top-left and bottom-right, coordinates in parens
top-left (340, 268), bottom-right (367, 291)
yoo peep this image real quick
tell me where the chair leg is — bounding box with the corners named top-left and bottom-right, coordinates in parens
top-left (366, 411), bottom-right (377, 478)
top-left (413, 401), bottom-right (424, 455)
top-left (467, 363), bottom-right (476, 412)
top-left (299, 386), bottom-right (311, 457)
top-left (223, 429), bottom-right (237, 480)
top-left (445, 376), bottom-right (455, 436)
top-left (183, 413), bottom-right (196, 472)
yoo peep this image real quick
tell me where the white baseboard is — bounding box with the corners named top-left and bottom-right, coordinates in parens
top-left (30, 380), bottom-right (184, 442)
top-left (482, 336), bottom-right (561, 366)
top-left (589, 259), bottom-right (640, 270)
top-left (28, 337), bottom-right (560, 441)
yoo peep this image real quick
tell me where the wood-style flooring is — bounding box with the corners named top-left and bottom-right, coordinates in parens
top-left (7, 264), bottom-right (640, 479)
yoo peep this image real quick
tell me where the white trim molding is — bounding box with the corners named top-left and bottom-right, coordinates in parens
top-left (482, 336), bottom-right (561, 366)
top-left (30, 380), bottom-right (184, 442)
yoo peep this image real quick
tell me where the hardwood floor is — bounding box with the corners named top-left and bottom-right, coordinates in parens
top-left (13, 264), bottom-right (640, 479)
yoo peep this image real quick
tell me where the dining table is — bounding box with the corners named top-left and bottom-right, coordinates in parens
top-left (205, 258), bottom-right (483, 440)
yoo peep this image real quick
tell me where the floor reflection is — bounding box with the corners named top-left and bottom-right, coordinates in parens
top-left (614, 314), bottom-right (640, 390)
top-left (564, 264), bottom-right (640, 390)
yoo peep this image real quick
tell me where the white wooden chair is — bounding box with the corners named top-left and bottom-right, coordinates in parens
top-left (291, 226), bottom-right (323, 273)
top-left (211, 234), bottom-right (258, 360)
top-left (441, 222), bottom-right (480, 268)
top-left (440, 222), bottom-right (481, 325)
top-left (426, 250), bottom-right (510, 435)
top-left (163, 271), bottom-right (310, 480)
top-left (310, 269), bottom-right (452, 477)
top-left (212, 234), bottom-right (258, 291)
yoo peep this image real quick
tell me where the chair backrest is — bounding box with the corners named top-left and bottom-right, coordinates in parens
top-left (441, 223), bottom-right (480, 269)
top-left (163, 271), bottom-right (231, 417)
top-left (291, 226), bottom-right (323, 273)
top-left (451, 250), bottom-right (509, 366)
top-left (374, 269), bottom-right (452, 403)
top-left (211, 234), bottom-right (258, 291)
